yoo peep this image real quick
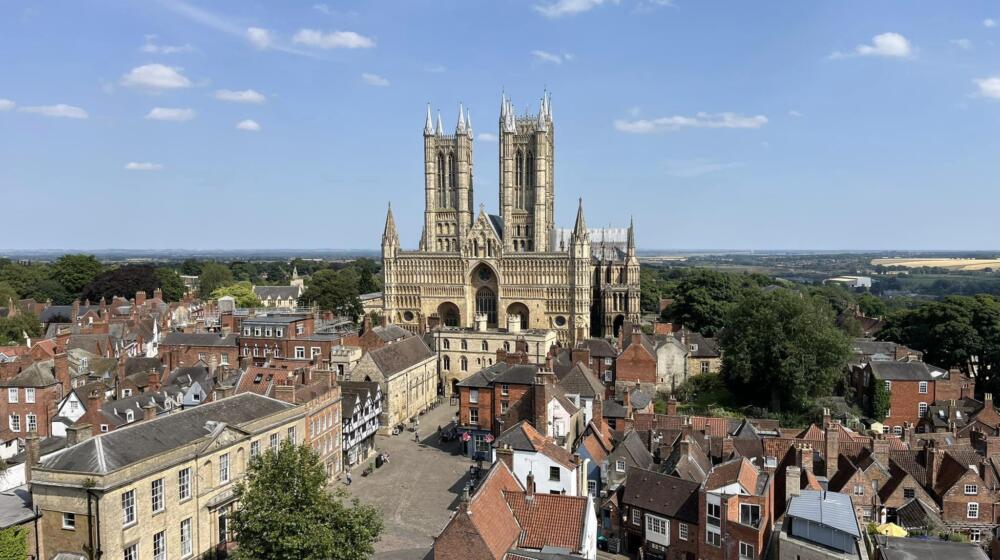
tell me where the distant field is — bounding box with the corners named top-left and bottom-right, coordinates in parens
top-left (872, 258), bottom-right (1000, 271)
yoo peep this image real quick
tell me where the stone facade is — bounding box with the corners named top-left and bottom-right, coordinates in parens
top-left (381, 93), bottom-right (640, 345)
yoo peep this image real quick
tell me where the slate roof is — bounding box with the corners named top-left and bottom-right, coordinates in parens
top-left (602, 399), bottom-right (628, 419)
top-left (458, 362), bottom-right (540, 388)
top-left (503, 491), bottom-right (588, 552)
top-left (372, 324), bottom-right (411, 342)
top-left (252, 286), bottom-right (301, 300)
top-left (555, 363), bottom-right (603, 399)
top-left (880, 537), bottom-right (989, 560)
top-left (242, 315), bottom-right (307, 324)
top-left (576, 338), bottom-right (617, 358)
top-left (494, 421), bottom-right (577, 469)
top-left (868, 361), bottom-right (947, 381)
top-left (368, 336), bottom-right (434, 377)
top-left (39, 305), bottom-right (97, 323)
top-left (786, 490), bottom-right (860, 537)
top-left (622, 467), bottom-right (700, 522)
top-left (617, 430), bottom-right (654, 471)
top-left (3, 360), bottom-right (57, 388)
top-left (684, 332), bottom-right (721, 358)
top-left (0, 485), bottom-right (35, 529)
top-left (41, 393), bottom-right (295, 474)
top-left (165, 365), bottom-right (213, 392)
top-left (895, 497), bottom-right (943, 531)
top-left (160, 333), bottom-right (238, 347)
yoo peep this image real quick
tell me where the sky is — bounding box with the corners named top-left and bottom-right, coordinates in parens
top-left (2, 1), bottom-right (1000, 251)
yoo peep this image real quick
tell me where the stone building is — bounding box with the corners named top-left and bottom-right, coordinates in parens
top-left (381, 92), bottom-right (640, 345)
top-left (348, 336), bottom-right (436, 432)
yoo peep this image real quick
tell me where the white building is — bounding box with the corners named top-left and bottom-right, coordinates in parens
top-left (493, 420), bottom-right (586, 496)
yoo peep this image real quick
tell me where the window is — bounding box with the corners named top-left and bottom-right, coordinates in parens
top-left (122, 389), bottom-right (133, 397)
top-left (26, 414), bottom-right (36, 433)
top-left (178, 468), bottom-right (191, 500)
top-left (7, 388), bottom-right (16, 403)
top-left (220, 453), bottom-right (230, 484)
top-left (153, 531), bottom-right (166, 560)
top-left (500, 400), bottom-right (509, 414)
top-left (893, 426), bottom-right (902, 436)
top-left (125, 409), bottom-right (134, 423)
top-left (854, 484), bottom-right (864, 496)
top-left (25, 388), bottom-right (34, 403)
top-left (198, 352), bottom-right (207, 361)
top-left (220, 354), bottom-right (229, 365)
top-left (965, 484), bottom-right (978, 495)
top-left (904, 488), bottom-right (915, 499)
top-left (442, 339), bottom-right (450, 350)
top-left (481, 340), bottom-right (488, 351)
top-left (124, 544), bottom-right (137, 560)
top-left (469, 389), bottom-right (478, 404)
top-left (287, 426), bottom-right (296, 442)
top-left (919, 381), bottom-right (928, 394)
top-left (501, 384), bottom-right (509, 396)
top-left (151, 478), bottom-right (164, 512)
top-left (679, 523), bottom-right (689, 541)
top-left (295, 347), bottom-right (305, 359)
top-left (264, 328), bottom-right (272, 337)
top-left (707, 503), bottom-right (721, 527)
top-left (701, 361), bottom-right (710, 374)
top-left (882, 426), bottom-right (890, 434)
top-left (180, 518), bottom-right (193, 557)
top-left (970, 529), bottom-right (981, 543)
top-left (311, 347), bottom-right (321, 359)
top-left (884, 380), bottom-right (891, 391)
top-left (276, 328), bottom-right (283, 337)
top-left (121, 489), bottom-right (136, 526)
top-left (460, 357), bottom-right (468, 371)
top-left (632, 508), bottom-right (641, 525)
top-left (270, 433), bottom-right (279, 449)
top-left (469, 408), bottom-right (479, 424)
top-left (587, 480), bottom-right (597, 496)
top-left (9, 414), bottom-right (19, 433)
top-left (616, 459), bottom-right (626, 472)
top-left (549, 466), bottom-right (560, 481)
top-left (442, 355), bottom-right (450, 370)
top-left (740, 504), bottom-right (761, 528)
top-left (219, 508), bottom-right (230, 544)
top-left (461, 340), bottom-right (468, 350)
top-left (243, 327), bottom-right (251, 336)
top-left (740, 542), bottom-right (755, 560)
top-left (968, 502), bottom-right (979, 518)
top-left (253, 327), bottom-right (262, 336)
top-left (296, 324), bottom-right (304, 335)
top-left (62, 512), bottom-right (76, 530)
top-left (706, 528), bottom-right (721, 547)
top-left (69, 400), bottom-right (79, 412)
top-left (919, 402), bottom-right (928, 417)
top-left (646, 514), bottom-right (668, 539)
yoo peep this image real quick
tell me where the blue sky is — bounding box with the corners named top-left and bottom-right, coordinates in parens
top-left (2, 0), bottom-right (1000, 251)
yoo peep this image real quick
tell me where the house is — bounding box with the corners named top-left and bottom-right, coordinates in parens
top-left (779, 490), bottom-right (864, 560)
top-left (572, 338), bottom-right (619, 389)
top-left (621, 467), bottom-right (701, 560)
top-left (494, 420), bottom-right (584, 496)
top-left (159, 332), bottom-right (238, 370)
top-left (681, 331), bottom-right (721, 379)
top-left (852, 362), bottom-right (975, 433)
top-left (238, 314), bottom-right (324, 365)
top-left (655, 334), bottom-right (689, 393)
top-left (340, 381), bottom-right (382, 468)
top-left (616, 329), bottom-right (657, 394)
top-left (606, 430), bottom-right (654, 491)
top-left (574, 417), bottom-right (614, 499)
top-left (556, 362), bottom-right (605, 425)
top-left (700, 457), bottom-right (773, 560)
top-left (348, 335), bottom-right (436, 433)
top-left (0, 354), bottom-right (69, 438)
top-left (252, 283), bottom-right (303, 309)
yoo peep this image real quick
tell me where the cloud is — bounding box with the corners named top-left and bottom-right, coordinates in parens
top-left (614, 112), bottom-right (768, 133)
top-left (246, 27), bottom-right (273, 49)
top-left (477, 133), bottom-right (498, 142)
top-left (146, 107), bottom-right (196, 121)
top-left (424, 65), bottom-right (447, 73)
top-left (985, 18), bottom-right (996, 28)
top-left (974, 77), bottom-right (1000, 99)
top-left (662, 158), bottom-right (744, 178)
top-left (950, 38), bottom-right (973, 50)
top-left (124, 162), bottom-right (164, 171)
top-left (236, 119), bottom-right (261, 131)
top-left (534, 0), bottom-right (618, 18)
top-left (141, 36), bottom-right (195, 54)
top-left (314, 4), bottom-right (333, 15)
top-left (829, 32), bottom-right (913, 59)
top-left (788, 109), bottom-right (804, 117)
top-left (293, 29), bottom-right (375, 49)
top-left (19, 104), bottom-right (88, 119)
top-left (214, 89), bottom-right (266, 103)
top-left (361, 73), bottom-right (390, 87)
top-left (121, 64), bottom-right (192, 90)
top-left (532, 50), bottom-right (565, 64)
top-left (0, 99), bottom-right (14, 111)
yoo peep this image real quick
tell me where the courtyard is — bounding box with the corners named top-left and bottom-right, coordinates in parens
top-left (343, 401), bottom-right (473, 560)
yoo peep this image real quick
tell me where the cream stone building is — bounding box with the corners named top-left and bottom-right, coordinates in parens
top-left (347, 336), bottom-right (437, 432)
top-left (31, 393), bottom-right (306, 560)
top-left (381, 92), bottom-right (641, 345)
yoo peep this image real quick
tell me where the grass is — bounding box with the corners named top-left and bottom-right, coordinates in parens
top-left (872, 258), bottom-right (1000, 271)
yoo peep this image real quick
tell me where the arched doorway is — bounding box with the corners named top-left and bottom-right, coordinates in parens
top-left (506, 302), bottom-right (530, 330)
top-left (476, 287), bottom-right (497, 326)
top-left (437, 302), bottom-right (460, 327)
top-left (612, 314), bottom-right (625, 338)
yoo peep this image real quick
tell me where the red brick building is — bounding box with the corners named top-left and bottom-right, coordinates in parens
top-left (622, 467), bottom-right (701, 560)
top-left (853, 361), bottom-right (975, 432)
top-left (699, 458), bottom-right (773, 560)
top-left (616, 329), bottom-right (656, 392)
top-left (160, 332), bottom-right (238, 370)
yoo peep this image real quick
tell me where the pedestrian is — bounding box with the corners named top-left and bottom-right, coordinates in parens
top-left (414, 431), bottom-right (420, 443)
top-left (346, 471), bottom-right (352, 485)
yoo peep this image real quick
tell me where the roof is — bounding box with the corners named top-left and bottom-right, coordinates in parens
top-left (160, 332), bottom-right (237, 347)
top-left (503, 491), bottom-right (588, 552)
top-left (786, 490), bottom-right (860, 537)
top-left (879, 537), bottom-right (988, 560)
top-left (622, 467), bottom-right (700, 522)
top-left (340, 381), bottom-right (380, 417)
top-left (242, 315), bottom-right (308, 324)
top-left (895, 498), bottom-right (943, 530)
top-left (576, 338), bottom-right (617, 358)
top-left (367, 336), bottom-right (434, 376)
top-left (706, 457), bottom-right (761, 494)
top-left (4, 359), bottom-right (58, 387)
top-left (602, 399), bottom-right (628, 418)
top-left (443, 460), bottom-right (522, 559)
top-left (684, 332), bottom-right (721, 358)
top-left (617, 430), bottom-right (654, 471)
top-left (371, 324), bottom-right (411, 341)
top-left (494, 421), bottom-right (577, 470)
top-left (458, 362), bottom-right (540, 389)
top-left (40, 393), bottom-right (295, 475)
top-left (252, 285), bottom-right (301, 300)
top-left (868, 361), bottom-right (946, 381)
top-left (0, 486), bottom-right (35, 529)
top-left (556, 363), bottom-right (603, 399)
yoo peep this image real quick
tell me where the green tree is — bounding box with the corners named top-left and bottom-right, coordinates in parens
top-left (0, 313), bottom-right (41, 345)
top-left (210, 282), bottom-right (261, 308)
top-left (232, 440), bottom-right (383, 560)
top-left (0, 282), bottom-right (18, 309)
top-left (720, 290), bottom-right (851, 412)
top-left (180, 258), bottom-right (203, 276)
top-left (299, 269), bottom-right (362, 318)
top-left (81, 265), bottom-right (165, 302)
top-left (665, 270), bottom-right (768, 336)
top-left (858, 293), bottom-right (887, 318)
top-left (0, 526), bottom-right (27, 560)
top-left (51, 254), bottom-right (103, 296)
top-left (198, 263), bottom-right (234, 297)
top-left (870, 376), bottom-right (891, 421)
top-left (352, 258), bottom-right (381, 294)
top-left (0, 262), bottom-right (63, 302)
top-left (154, 268), bottom-right (186, 301)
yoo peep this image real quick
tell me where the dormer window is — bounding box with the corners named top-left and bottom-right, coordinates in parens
top-left (125, 409), bottom-right (134, 423)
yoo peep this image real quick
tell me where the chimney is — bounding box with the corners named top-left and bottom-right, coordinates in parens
top-left (214, 385), bottom-right (236, 400)
top-left (24, 432), bottom-right (40, 484)
top-left (70, 299), bottom-right (80, 323)
top-left (873, 436), bottom-right (889, 467)
top-left (460, 485), bottom-right (471, 514)
top-left (117, 355), bottom-right (126, 385)
top-left (87, 388), bottom-right (104, 412)
top-left (533, 373), bottom-right (552, 437)
top-left (475, 314), bottom-right (488, 332)
top-left (987, 436), bottom-right (1000, 458)
top-left (496, 445), bottom-right (514, 471)
top-left (209, 354), bottom-right (218, 377)
top-left (666, 395), bottom-right (678, 416)
top-left (927, 444), bottom-right (941, 489)
top-left (135, 290), bottom-right (147, 307)
top-left (526, 471), bottom-right (536, 496)
top-left (824, 424), bottom-right (840, 478)
top-left (785, 465), bottom-right (802, 504)
top-left (797, 443), bottom-right (814, 474)
top-left (153, 287), bottom-right (162, 301)
top-left (722, 436), bottom-right (734, 459)
top-left (822, 407), bottom-right (831, 428)
top-left (142, 402), bottom-right (157, 422)
top-left (66, 423), bottom-right (92, 446)
top-left (591, 396), bottom-right (603, 426)
top-left (571, 346), bottom-right (590, 367)
top-left (578, 457), bottom-right (590, 497)
top-left (679, 435), bottom-right (692, 457)
top-left (147, 371), bottom-right (161, 392)
top-left (274, 380), bottom-right (296, 404)
top-left (901, 422), bottom-right (914, 448)
top-left (54, 351), bottom-right (71, 394)
top-left (631, 327), bottom-right (642, 347)
top-left (507, 313), bottom-right (521, 334)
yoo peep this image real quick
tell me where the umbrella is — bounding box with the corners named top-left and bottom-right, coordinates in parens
top-left (876, 523), bottom-right (908, 537)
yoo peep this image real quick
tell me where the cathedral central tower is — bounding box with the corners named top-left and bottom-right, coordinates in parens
top-left (498, 92), bottom-right (554, 253)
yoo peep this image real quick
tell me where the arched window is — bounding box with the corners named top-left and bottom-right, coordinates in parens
top-left (448, 153), bottom-right (457, 208)
top-left (460, 356), bottom-right (468, 371)
top-left (526, 151), bottom-right (535, 208)
top-left (461, 340), bottom-right (468, 350)
top-left (503, 341), bottom-right (510, 352)
top-left (443, 355), bottom-right (450, 370)
top-left (481, 340), bottom-right (489, 352)
top-left (476, 287), bottom-right (497, 325)
top-left (515, 150), bottom-right (524, 208)
top-left (442, 339), bottom-right (450, 350)
top-left (436, 152), bottom-right (446, 207)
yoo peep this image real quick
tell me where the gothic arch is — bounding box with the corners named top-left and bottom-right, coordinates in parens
top-left (437, 302), bottom-right (460, 327)
top-left (612, 314), bottom-right (626, 338)
top-left (506, 302), bottom-right (530, 330)
top-left (476, 287), bottom-right (497, 327)
top-left (436, 151), bottom-right (446, 207)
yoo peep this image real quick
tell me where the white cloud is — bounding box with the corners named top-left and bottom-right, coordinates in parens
top-left (985, 18), bottom-right (996, 28)
top-left (146, 107), bottom-right (196, 121)
top-left (788, 109), bottom-right (804, 117)
top-left (951, 38), bottom-right (974, 50)
top-left (236, 119), bottom-right (261, 131)
top-left (121, 64), bottom-right (192, 90)
top-left (361, 73), bottom-right (390, 87)
top-left (293, 29), bottom-right (375, 49)
top-left (829, 32), bottom-right (913, 59)
top-left (246, 27), bottom-right (273, 49)
top-left (663, 158), bottom-right (744, 178)
top-left (532, 50), bottom-right (564, 64)
top-left (614, 112), bottom-right (768, 133)
top-left (141, 36), bottom-right (195, 54)
top-left (534, 0), bottom-right (618, 18)
top-left (314, 3), bottom-right (333, 15)
top-left (0, 99), bottom-right (14, 111)
top-left (477, 133), bottom-right (498, 142)
top-left (214, 89), bottom-right (266, 103)
top-left (124, 162), bottom-right (163, 171)
top-left (19, 104), bottom-right (88, 119)
top-left (974, 77), bottom-right (1000, 99)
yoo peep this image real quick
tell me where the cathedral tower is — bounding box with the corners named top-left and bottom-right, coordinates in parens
top-left (423, 104), bottom-right (474, 253)
top-left (498, 92), bottom-right (554, 253)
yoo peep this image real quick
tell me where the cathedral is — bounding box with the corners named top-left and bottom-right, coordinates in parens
top-left (380, 92), bottom-right (640, 344)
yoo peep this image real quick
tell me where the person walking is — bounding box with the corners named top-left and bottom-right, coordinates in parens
top-left (346, 471), bottom-right (353, 485)
top-left (414, 431), bottom-right (420, 443)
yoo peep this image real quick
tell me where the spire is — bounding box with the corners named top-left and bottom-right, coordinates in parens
top-left (573, 198), bottom-right (588, 236)
top-left (500, 91), bottom-right (507, 119)
top-left (424, 103), bottom-right (434, 135)
top-left (435, 111), bottom-right (444, 135)
top-left (546, 91), bottom-right (552, 119)
top-left (537, 96), bottom-right (547, 130)
top-left (456, 103), bottom-right (466, 134)
top-left (466, 108), bottom-right (473, 138)
top-left (627, 215), bottom-right (635, 253)
top-left (382, 203), bottom-right (399, 246)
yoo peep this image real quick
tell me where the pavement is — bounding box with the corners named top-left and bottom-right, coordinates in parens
top-left (342, 399), bottom-right (473, 560)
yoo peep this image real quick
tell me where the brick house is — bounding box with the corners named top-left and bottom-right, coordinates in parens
top-left (0, 353), bottom-right (71, 439)
top-left (616, 329), bottom-right (656, 394)
top-left (238, 314), bottom-right (315, 365)
top-left (160, 333), bottom-right (238, 370)
top-left (852, 361), bottom-right (975, 433)
top-left (699, 458), bottom-right (773, 560)
top-left (621, 467), bottom-right (700, 560)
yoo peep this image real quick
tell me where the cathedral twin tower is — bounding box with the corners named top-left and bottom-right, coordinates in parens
top-left (382, 91), bottom-right (640, 347)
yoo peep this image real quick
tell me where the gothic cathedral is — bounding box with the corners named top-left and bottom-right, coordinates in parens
top-left (381, 92), bottom-right (640, 344)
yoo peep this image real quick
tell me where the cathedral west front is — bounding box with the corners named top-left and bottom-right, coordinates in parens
top-left (381, 92), bottom-right (640, 344)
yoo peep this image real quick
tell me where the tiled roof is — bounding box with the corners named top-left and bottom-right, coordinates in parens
top-left (623, 467), bottom-right (700, 522)
top-left (160, 333), bottom-right (237, 347)
top-left (503, 491), bottom-right (588, 552)
top-left (868, 361), bottom-right (946, 381)
top-left (706, 457), bottom-right (759, 493)
top-left (368, 336), bottom-right (434, 376)
top-left (556, 363), bottom-right (603, 399)
top-left (495, 421), bottom-right (578, 470)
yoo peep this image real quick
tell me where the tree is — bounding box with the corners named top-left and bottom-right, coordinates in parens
top-left (299, 269), bottom-right (362, 319)
top-left (0, 282), bottom-right (18, 309)
top-left (719, 289), bottom-right (851, 412)
top-left (352, 258), bottom-right (381, 294)
top-left (870, 376), bottom-right (891, 421)
top-left (210, 282), bottom-right (261, 308)
top-left (232, 440), bottom-right (383, 560)
top-left (0, 313), bottom-right (42, 345)
top-left (858, 293), bottom-right (887, 318)
top-left (199, 263), bottom-right (234, 297)
top-left (154, 268), bottom-right (186, 301)
top-left (0, 526), bottom-right (27, 560)
top-left (180, 258), bottom-right (203, 276)
top-left (51, 254), bottom-right (103, 296)
top-left (82, 265), bottom-right (164, 302)
top-left (664, 270), bottom-right (768, 336)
